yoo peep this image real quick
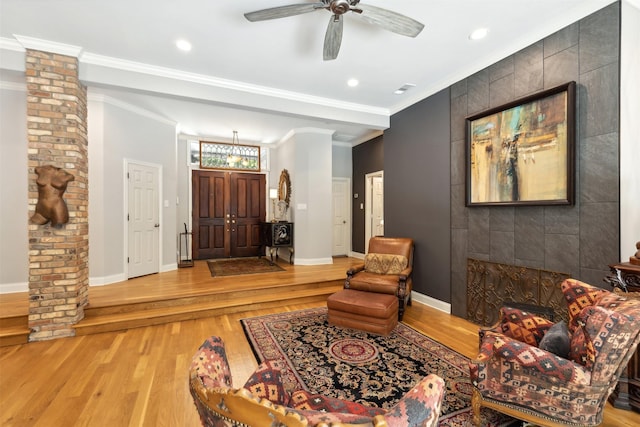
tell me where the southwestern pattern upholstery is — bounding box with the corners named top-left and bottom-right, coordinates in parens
top-left (190, 336), bottom-right (446, 427)
top-left (345, 237), bottom-right (414, 320)
top-left (469, 279), bottom-right (640, 426)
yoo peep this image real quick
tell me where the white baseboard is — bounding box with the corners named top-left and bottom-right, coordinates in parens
top-left (0, 282), bottom-right (28, 294)
top-left (294, 257), bottom-right (334, 265)
top-left (411, 291), bottom-right (451, 314)
top-left (349, 251), bottom-right (365, 260)
top-left (161, 263), bottom-right (177, 272)
top-left (89, 272), bottom-right (127, 286)
top-left (89, 263), bottom-right (176, 286)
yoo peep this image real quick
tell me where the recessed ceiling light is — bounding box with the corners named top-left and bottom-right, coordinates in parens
top-left (469, 28), bottom-right (489, 40)
top-left (394, 83), bottom-right (416, 95)
top-left (347, 78), bottom-right (359, 87)
top-left (176, 39), bottom-right (192, 52)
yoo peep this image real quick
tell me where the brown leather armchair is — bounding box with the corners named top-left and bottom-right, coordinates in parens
top-left (345, 237), bottom-right (414, 320)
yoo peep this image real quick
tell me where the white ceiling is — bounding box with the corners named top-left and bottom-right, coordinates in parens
top-left (0, 0), bottom-right (616, 145)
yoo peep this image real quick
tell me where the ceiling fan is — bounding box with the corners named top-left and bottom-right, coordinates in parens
top-left (244, 0), bottom-right (424, 61)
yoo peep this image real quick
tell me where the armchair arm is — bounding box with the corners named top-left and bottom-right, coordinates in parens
top-left (346, 264), bottom-right (365, 277)
top-left (471, 333), bottom-right (590, 386)
top-left (397, 266), bottom-right (412, 281)
top-left (379, 374), bottom-right (445, 427)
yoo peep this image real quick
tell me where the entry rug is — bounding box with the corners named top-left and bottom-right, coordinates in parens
top-left (241, 307), bottom-right (517, 427)
top-left (207, 257), bottom-right (285, 277)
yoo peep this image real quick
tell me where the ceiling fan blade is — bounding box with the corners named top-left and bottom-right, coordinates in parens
top-left (244, 3), bottom-right (325, 22)
top-left (357, 4), bottom-right (424, 37)
top-left (323, 14), bottom-right (344, 61)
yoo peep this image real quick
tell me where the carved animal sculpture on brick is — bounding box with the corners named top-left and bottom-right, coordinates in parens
top-left (30, 165), bottom-right (75, 227)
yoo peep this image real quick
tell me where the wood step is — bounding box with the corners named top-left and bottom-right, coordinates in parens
top-left (74, 282), bottom-right (342, 336)
top-left (83, 279), bottom-right (342, 317)
top-left (0, 257), bottom-right (358, 346)
top-left (0, 314), bottom-right (29, 347)
top-left (0, 324), bottom-right (29, 347)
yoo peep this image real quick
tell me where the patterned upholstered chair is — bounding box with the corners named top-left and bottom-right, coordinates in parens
top-left (190, 336), bottom-right (445, 427)
top-left (345, 237), bottom-right (414, 320)
top-left (469, 278), bottom-right (640, 427)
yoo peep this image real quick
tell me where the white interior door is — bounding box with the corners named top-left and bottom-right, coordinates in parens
top-left (332, 178), bottom-right (350, 256)
top-left (365, 171), bottom-right (384, 251)
top-left (127, 162), bottom-right (160, 278)
top-left (372, 176), bottom-right (384, 236)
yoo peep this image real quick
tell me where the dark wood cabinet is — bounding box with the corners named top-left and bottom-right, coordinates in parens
top-left (260, 222), bottom-right (293, 264)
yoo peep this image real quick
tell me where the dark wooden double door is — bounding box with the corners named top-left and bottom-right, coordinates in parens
top-left (192, 170), bottom-right (266, 260)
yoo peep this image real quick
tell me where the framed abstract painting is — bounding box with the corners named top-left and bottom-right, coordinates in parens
top-left (465, 81), bottom-right (576, 206)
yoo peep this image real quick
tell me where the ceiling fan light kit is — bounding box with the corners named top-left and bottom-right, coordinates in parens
top-left (244, 0), bottom-right (424, 61)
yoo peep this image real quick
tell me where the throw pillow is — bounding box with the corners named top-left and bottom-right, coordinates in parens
top-left (498, 307), bottom-right (554, 346)
top-left (364, 253), bottom-right (408, 275)
top-left (560, 278), bottom-right (608, 328)
top-left (538, 320), bottom-right (571, 359)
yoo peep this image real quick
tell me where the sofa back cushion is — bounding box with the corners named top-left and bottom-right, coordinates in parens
top-left (364, 253), bottom-right (408, 275)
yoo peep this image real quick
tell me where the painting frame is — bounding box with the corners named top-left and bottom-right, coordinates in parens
top-left (465, 81), bottom-right (576, 207)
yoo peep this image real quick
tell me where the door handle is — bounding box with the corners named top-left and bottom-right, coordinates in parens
top-left (154, 224), bottom-right (160, 228)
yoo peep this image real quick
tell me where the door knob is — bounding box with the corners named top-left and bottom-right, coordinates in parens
top-left (154, 224), bottom-right (160, 228)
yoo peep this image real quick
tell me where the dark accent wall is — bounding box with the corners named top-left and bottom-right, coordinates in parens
top-left (384, 89), bottom-right (451, 302)
top-left (351, 135), bottom-right (383, 253)
top-left (450, 3), bottom-right (620, 317)
top-left (352, 2), bottom-right (620, 314)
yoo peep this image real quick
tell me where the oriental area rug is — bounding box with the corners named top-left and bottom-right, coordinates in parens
top-left (241, 307), bottom-right (517, 427)
top-left (207, 257), bottom-right (285, 277)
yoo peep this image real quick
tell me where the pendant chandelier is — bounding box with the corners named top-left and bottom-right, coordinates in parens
top-left (227, 131), bottom-right (242, 166)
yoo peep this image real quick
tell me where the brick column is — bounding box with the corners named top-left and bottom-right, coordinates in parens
top-left (26, 49), bottom-right (89, 341)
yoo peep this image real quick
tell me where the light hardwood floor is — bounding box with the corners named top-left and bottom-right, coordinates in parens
top-left (1, 260), bottom-right (639, 426)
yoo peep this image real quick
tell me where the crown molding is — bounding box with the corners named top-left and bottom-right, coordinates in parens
top-left (80, 52), bottom-right (388, 117)
top-left (88, 92), bottom-right (177, 127)
top-left (13, 34), bottom-right (83, 57)
top-left (0, 36), bottom-right (24, 52)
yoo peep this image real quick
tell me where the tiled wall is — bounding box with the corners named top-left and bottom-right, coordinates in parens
top-left (450, 3), bottom-right (620, 317)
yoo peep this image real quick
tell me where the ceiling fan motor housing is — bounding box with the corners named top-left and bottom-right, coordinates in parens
top-left (329, 0), bottom-right (356, 15)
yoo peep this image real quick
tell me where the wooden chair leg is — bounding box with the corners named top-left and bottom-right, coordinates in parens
top-left (472, 388), bottom-right (483, 427)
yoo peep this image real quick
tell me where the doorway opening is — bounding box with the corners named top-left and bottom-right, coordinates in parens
top-left (364, 171), bottom-right (383, 252)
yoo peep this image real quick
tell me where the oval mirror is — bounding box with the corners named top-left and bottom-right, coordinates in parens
top-left (278, 169), bottom-right (291, 208)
